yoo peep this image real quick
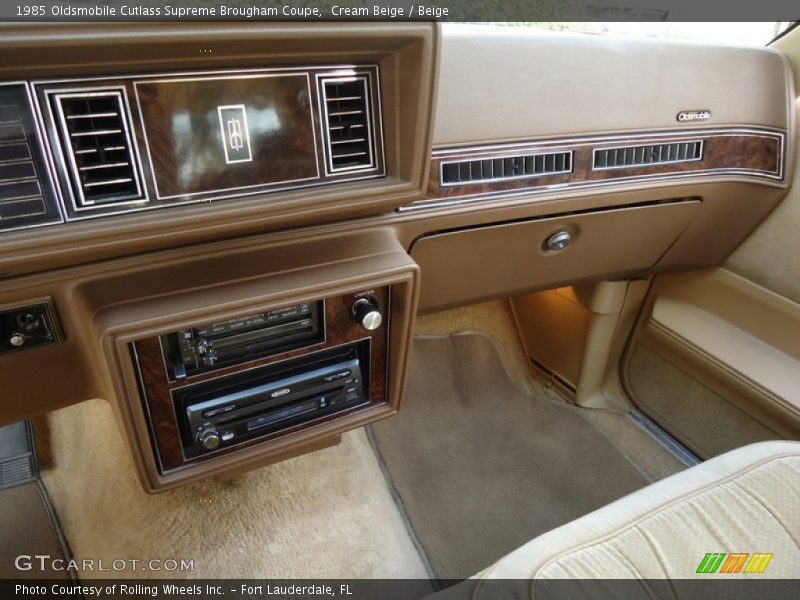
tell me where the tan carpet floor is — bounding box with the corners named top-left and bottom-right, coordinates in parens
top-left (370, 332), bottom-right (651, 580)
top-left (38, 399), bottom-right (429, 580)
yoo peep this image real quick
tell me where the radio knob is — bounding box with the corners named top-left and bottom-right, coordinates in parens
top-left (201, 349), bottom-right (219, 366)
top-left (198, 428), bottom-right (221, 450)
top-left (351, 298), bottom-right (383, 331)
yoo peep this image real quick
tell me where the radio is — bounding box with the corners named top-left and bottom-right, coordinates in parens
top-left (173, 340), bottom-right (370, 458)
top-left (161, 301), bottom-right (324, 380)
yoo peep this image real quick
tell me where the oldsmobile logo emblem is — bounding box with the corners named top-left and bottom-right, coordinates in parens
top-left (677, 110), bottom-right (711, 122)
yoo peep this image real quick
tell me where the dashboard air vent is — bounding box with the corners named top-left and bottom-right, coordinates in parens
top-left (0, 83), bottom-right (62, 232)
top-left (441, 151), bottom-right (573, 186)
top-left (51, 90), bottom-right (144, 207)
top-left (593, 141), bottom-right (703, 170)
top-left (319, 75), bottom-right (376, 174)
top-left (0, 105), bottom-right (47, 226)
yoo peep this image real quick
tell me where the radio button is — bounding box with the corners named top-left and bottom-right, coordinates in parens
top-left (173, 364), bottom-right (187, 380)
top-left (323, 369), bottom-right (351, 383)
top-left (202, 404), bottom-right (235, 419)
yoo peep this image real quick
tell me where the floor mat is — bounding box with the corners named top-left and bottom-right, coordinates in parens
top-left (627, 344), bottom-right (779, 458)
top-left (0, 481), bottom-right (71, 579)
top-left (370, 332), bottom-right (650, 580)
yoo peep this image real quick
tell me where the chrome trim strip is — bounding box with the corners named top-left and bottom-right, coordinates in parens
top-left (0, 170), bottom-right (41, 184)
top-left (431, 127), bottom-right (784, 158)
top-left (3, 211), bottom-right (46, 219)
top-left (400, 169), bottom-right (785, 213)
top-left (0, 194), bottom-right (44, 204)
top-left (35, 64), bottom-right (359, 85)
top-left (628, 410), bottom-right (701, 467)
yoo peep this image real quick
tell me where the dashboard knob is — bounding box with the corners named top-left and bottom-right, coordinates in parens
top-left (9, 333), bottom-right (26, 348)
top-left (351, 297), bottom-right (383, 331)
top-left (201, 348), bottom-right (219, 366)
top-left (545, 230), bottom-right (572, 252)
top-left (198, 428), bottom-right (221, 450)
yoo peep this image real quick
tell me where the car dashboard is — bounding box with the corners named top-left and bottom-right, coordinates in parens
top-left (0, 22), bottom-right (794, 492)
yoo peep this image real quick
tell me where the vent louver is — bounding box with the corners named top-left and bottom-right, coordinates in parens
top-left (52, 90), bottom-right (144, 207)
top-left (319, 75), bottom-right (376, 174)
top-left (0, 421), bottom-right (37, 490)
top-left (0, 455), bottom-right (35, 489)
top-left (441, 151), bottom-right (573, 186)
top-left (0, 104), bottom-right (47, 225)
top-left (593, 141), bottom-right (703, 170)
top-left (0, 83), bottom-right (62, 232)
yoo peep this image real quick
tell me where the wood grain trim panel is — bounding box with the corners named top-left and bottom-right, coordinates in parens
top-left (134, 72), bottom-right (320, 201)
top-left (408, 129), bottom-right (785, 210)
top-left (132, 287), bottom-right (389, 474)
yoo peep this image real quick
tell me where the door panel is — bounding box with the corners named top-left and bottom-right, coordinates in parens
top-left (625, 31), bottom-right (800, 458)
top-left (724, 99), bottom-right (800, 304)
top-left (625, 268), bottom-right (800, 457)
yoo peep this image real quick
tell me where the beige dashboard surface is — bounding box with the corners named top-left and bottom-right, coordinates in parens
top-left (434, 24), bottom-right (792, 146)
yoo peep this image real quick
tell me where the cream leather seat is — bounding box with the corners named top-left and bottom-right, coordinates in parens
top-left (476, 441), bottom-right (800, 584)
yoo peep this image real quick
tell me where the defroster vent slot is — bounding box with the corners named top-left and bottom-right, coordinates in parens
top-left (441, 151), bottom-right (573, 186)
top-left (593, 141), bottom-right (704, 170)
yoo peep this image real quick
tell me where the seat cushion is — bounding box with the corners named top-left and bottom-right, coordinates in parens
top-left (479, 441), bottom-right (800, 580)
